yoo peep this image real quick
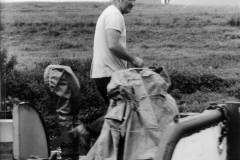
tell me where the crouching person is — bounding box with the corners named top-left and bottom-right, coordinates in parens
top-left (44, 65), bottom-right (90, 160)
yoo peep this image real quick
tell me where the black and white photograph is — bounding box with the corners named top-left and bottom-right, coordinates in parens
top-left (0, 0), bottom-right (240, 159)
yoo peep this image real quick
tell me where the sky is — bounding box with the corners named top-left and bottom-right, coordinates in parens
top-left (0, 0), bottom-right (240, 6)
top-left (171, 0), bottom-right (240, 6)
top-left (0, 0), bottom-right (111, 2)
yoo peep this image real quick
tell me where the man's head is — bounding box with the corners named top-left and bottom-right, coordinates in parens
top-left (113, 0), bottom-right (136, 14)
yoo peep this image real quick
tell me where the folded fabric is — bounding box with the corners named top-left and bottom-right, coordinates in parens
top-left (83, 68), bottom-right (179, 160)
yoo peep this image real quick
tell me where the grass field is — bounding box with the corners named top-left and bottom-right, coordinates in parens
top-left (1, 1), bottom-right (240, 112)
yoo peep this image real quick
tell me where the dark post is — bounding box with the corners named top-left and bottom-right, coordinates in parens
top-left (226, 102), bottom-right (240, 160)
top-left (0, 61), bottom-right (2, 111)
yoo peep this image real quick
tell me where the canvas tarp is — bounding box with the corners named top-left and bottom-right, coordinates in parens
top-left (83, 68), bottom-right (179, 160)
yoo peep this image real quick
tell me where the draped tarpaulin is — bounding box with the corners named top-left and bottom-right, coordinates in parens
top-left (83, 68), bottom-right (179, 160)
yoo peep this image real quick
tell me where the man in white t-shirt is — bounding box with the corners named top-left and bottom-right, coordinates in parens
top-left (91, 0), bottom-right (144, 106)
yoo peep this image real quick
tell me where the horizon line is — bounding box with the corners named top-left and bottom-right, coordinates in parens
top-left (0, 0), bottom-right (111, 3)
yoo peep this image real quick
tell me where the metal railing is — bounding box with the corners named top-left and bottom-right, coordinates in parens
top-left (155, 102), bottom-right (240, 160)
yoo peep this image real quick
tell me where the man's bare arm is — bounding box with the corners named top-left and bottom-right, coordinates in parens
top-left (106, 29), bottom-right (144, 67)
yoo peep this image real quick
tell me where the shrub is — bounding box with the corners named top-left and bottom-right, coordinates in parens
top-left (226, 83), bottom-right (240, 99)
top-left (5, 58), bottom-right (105, 147)
top-left (169, 69), bottom-right (231, 94)
top-left (228, 14), bottom-right (240, 27)
top-left (5, 58), bottom-right (105, 121)
top-left (177, 91), bottom-right (234, 113)
top-left (1, 49), bottom-right (18, 108)
top-left (0, 49), bottom-right (17, 73)
top-left (0, 23), bottom-right (3, 31)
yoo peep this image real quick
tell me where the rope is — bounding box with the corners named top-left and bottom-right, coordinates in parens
top-left (109, 126), bottom-right (162, 133)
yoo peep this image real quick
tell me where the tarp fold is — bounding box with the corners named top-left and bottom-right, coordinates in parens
top-left (83, 68), bottom-right (179, 160)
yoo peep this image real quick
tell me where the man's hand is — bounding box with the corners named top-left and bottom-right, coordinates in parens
top-left (132, 57), bottom-right (144, 68)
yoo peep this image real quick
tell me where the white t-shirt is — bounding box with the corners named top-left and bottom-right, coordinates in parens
top-left (90, 5), bottom-right (127, 78)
